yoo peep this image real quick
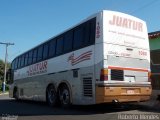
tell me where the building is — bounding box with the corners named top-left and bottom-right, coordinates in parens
top-left (149, 31), bottom-right (160, 90)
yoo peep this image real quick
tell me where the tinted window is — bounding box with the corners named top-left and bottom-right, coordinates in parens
top-left (49, 39), bottom-right (56, 58)
top-left (14, 58), bottom-right (18, 69)
top-left (25, 53), bottom-right (28, 66)
top-left (18, 57), bottom-right (21, 68)
top-left (89, 18), bottom-right (96, 44)
top-left (43, 43), bottom-right (49, 59)
top-left (56, 37), bottom-right (63, 55)
top-left (15, 58), bottom-right (18, 69)
top-left (33, 49), bottom-right (37, 63)
top-left (20, 54), bottom-right (25, 67)
top-left (83, 22), bottom-right (90, 46)
top-left (73, 25), bottom-right (83, 49)
top-left (28, 51), bottom-right (33, 65)
top-left (11, 60), bottom-right (15, 70)
top-left (64, 30), bottom-right (73, 52)
top-left (37, 46), bottom-right (43, 61)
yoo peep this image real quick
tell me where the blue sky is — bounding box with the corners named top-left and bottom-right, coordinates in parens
top-left (0, 0), bottom-right (160, 62)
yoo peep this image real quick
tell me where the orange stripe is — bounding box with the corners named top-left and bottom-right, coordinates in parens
top-left (108, 66), bottom-right (148, 72)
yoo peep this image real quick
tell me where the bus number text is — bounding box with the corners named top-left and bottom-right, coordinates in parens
top-left (139, 51), bottom-right (147, 56)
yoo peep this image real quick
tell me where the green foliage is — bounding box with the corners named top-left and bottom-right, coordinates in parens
top-left (0, 82), bottom-right (9, 92)
top-left (0, 80), bottom-right (2, 92)
top-left (0, 59), bottom-right (4, 81)
top-left (0, 59), bottom-right (11, 84)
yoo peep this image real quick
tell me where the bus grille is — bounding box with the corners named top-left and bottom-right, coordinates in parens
top-left (111, 69), bottom-right (124, 81)
top-left (83, 77), bottom-right (93, 97)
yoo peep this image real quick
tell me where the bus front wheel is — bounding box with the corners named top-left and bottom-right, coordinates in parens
top-left (13, 87), bottom-right (19, 100)
top-left (59, 84), bottom-right (71, 108)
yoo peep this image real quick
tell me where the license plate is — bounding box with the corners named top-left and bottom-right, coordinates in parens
top-left (127, 90), bottom-right (135, 94)
top-left (124, 76), bottom-right (135, 82)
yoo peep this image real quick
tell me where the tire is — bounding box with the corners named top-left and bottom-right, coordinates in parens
top-left (59, 84), bottom-right (71, 108)
top-left (46, 85), bottom-right (57, 107)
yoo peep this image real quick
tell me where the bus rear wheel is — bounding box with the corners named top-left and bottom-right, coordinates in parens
top-left (59, 84), bottom-right (71, 108)
top-left (46, 85), bottom-right (57, 107)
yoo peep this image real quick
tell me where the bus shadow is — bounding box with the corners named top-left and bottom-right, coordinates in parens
top-left (0, 99), bottom-right (159, 116)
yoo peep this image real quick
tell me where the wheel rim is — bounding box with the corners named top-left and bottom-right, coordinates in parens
top-left (47, 87), bottom-right (56, 104)
top-left (60, 88), bottom-right (70, 105)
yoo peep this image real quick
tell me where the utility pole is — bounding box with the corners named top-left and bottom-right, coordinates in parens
top-left (0, 42), bottom-right (14, 93)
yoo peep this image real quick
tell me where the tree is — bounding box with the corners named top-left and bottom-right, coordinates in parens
top-left (0, 59), bottom-right (11, 84)
top-left (0, 59), bottom-right (4, 81)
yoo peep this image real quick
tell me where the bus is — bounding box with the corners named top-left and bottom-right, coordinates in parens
top-left (9, 10), bottom-right (152, 107)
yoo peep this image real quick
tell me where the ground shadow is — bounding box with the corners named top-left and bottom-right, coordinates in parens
top-left (0, 96), bottom-right (159, 116)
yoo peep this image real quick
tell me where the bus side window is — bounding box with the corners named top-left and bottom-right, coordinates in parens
top-left (20, 54), bottom-right (25, 67)
top-left (14, 58), bottom-right (18, 69)
top-left (89, 18), bottom-right (96, 44)
top-left (37, 45), bottom-right (43, 62)
top-left (33, 48), bottom-right (37, 63)
top-left (73, 25), bottom-right (84, 49)
top-left (56, 37), bottom-right (64, 55)
top-left (83, 21), bottom-right (90, 46)
top-left (17, 56), bottom-right (21, 69)
top-left (11, 60), bottom-right (15, 70)
top-left (48, 39), bottom-right (56, 58)
top-left (64, 30), bottom-right (73, 53)
top-left (43, 43), bottom-right (49, 60)
top-left (25, 53), bottom-right (29, 66)
top-left (28, 51), bottom-right (33, 65)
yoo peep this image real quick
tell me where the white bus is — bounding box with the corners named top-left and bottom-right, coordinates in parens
top-left (9, 10), bottom-right (152, 107)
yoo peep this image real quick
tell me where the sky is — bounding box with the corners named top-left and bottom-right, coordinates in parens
top-left (0, 0), bottom-right (160, 62)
